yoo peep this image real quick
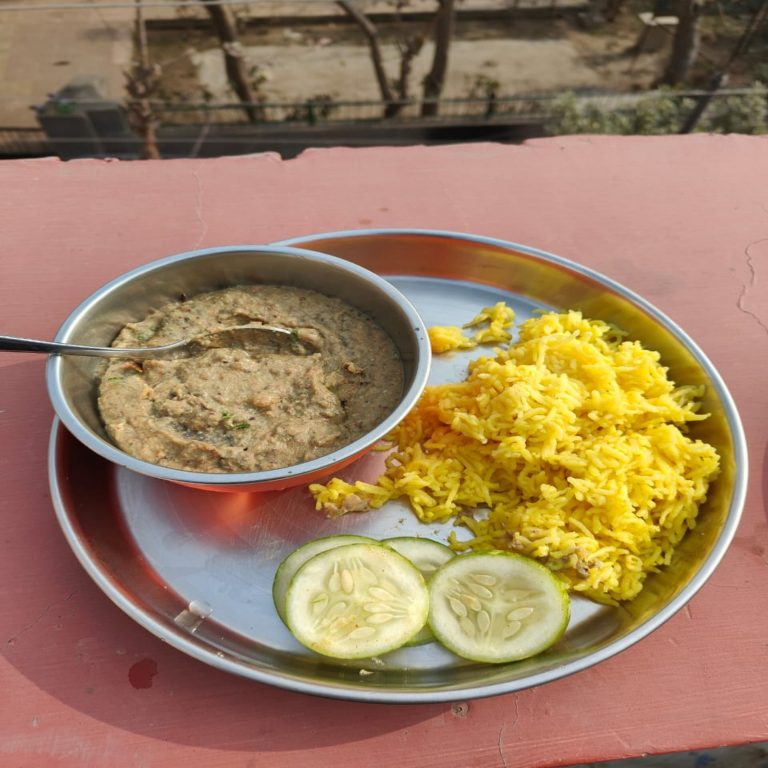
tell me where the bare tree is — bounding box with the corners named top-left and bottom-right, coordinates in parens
top-left (395, 34), bottom-right (425, 104)
top-left (337, 1), bottom-right (398, 108)
top-left (337, 0), bottom-right (426, 117)
top-left (659, 0), bottom-right (703, 86)
top-left (339, 0), bottom-right (459, 118)
top-left (421, 0), bottom-right (455, 117)
top-left (198, 2), bottom-right (262, 122)
top-left (126, 0), bottom-right (161, 159)
top-left (679, 0), bottom-right (768, 132)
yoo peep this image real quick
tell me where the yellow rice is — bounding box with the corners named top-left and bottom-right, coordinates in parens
top-left (427, 301), bottom-right (514, 353)
top-left (311, 308), bottom-right (720, 604)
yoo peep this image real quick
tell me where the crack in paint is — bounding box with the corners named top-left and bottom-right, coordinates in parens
top-left (6, 590), bottom-right (77, 645)
top-left (737, 238), bottom-right (768, 335)
top-left (497, 724), bottom-right (508, 768)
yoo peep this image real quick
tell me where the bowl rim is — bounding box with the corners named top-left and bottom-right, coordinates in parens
top-left (45, 243), bottom-right (432, 486)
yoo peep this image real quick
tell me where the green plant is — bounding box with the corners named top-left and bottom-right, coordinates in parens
top-left (547, 87), bottom-right (768, 136)
top-left (632, 91), bottom-right (694, 134)
top-left (466, 73), bottom-right (500, 101)
top-left (548, 92), bottom-right (634, 134)
top-left (286, 94), bottom-right (338, 124)
top-left (702, 82), bottom-right (767, 134)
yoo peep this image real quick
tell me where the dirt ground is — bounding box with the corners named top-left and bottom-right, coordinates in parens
top-left (151, 15), bottom-right (666, 107)
top-left (148, 8), bottom-right (764, 110)
top-left (0, 0), bottom-right (762, 129)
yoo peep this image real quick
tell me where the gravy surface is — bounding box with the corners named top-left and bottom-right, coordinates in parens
top-left (98, 285), bottom-right (403, 472)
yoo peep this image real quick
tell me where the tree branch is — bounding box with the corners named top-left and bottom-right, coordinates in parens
top-left (337, 0), bottom-right (396, 105)
top-left (421, 0), bottom-right (455, 116)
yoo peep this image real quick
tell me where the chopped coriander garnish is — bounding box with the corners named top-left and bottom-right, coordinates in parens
top-left (233, 422), bottom-right (250, 430)
top-left (136, 325), bottom-right (159, 342)
top-left (289, 328), bottom-right (311, 355)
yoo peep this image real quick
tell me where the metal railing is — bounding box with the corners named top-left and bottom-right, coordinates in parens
top-left (146, 97), bottom-right (503, 125)
top-left (144, 87), bottom-right (767, 125)
top-left (0, 127), bottom-right (53, 158)
top-left (3, 88), bottom-right (765, 158)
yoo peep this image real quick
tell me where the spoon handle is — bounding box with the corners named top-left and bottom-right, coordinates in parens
top-left (0, 334), bottom-right (146, 358)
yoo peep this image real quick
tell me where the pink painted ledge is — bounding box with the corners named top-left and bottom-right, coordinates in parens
top-left (0, 135), bottom-right (766, 768)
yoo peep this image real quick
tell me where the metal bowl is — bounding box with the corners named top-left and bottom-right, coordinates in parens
top-left (45, 245), bottom-right (431, 492)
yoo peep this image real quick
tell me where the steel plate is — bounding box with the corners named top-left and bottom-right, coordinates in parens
top-left (49, 229), bottom-right (747, 703)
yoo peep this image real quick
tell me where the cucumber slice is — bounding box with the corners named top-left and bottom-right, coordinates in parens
top-left (428, 552), bottom-right (570, 664)
top-left (383, 537), bottom-right (455, 577)
top-left (384, 537), bottom-right (455, 645)
top-left (284, 542), bottom-right (429, 659)
top-left (272, 534), bottom-right (375, 624)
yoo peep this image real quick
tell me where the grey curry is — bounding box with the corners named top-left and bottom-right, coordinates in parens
top-left (97, 285), bottom-right (404, 473)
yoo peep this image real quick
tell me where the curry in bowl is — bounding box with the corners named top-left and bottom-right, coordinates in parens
top-left (97, 285), bottom-right (404, 473)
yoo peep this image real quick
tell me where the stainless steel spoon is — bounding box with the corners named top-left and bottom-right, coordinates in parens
top-left (0, 323), bottom-right (317, 359)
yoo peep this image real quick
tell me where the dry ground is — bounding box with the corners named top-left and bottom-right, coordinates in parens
top-left (148, 8), bottom-right (765, 110)
top-left (150, 15), bottom-right (668, 107)
top-left (0, 0), bottom-right (763, 128)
